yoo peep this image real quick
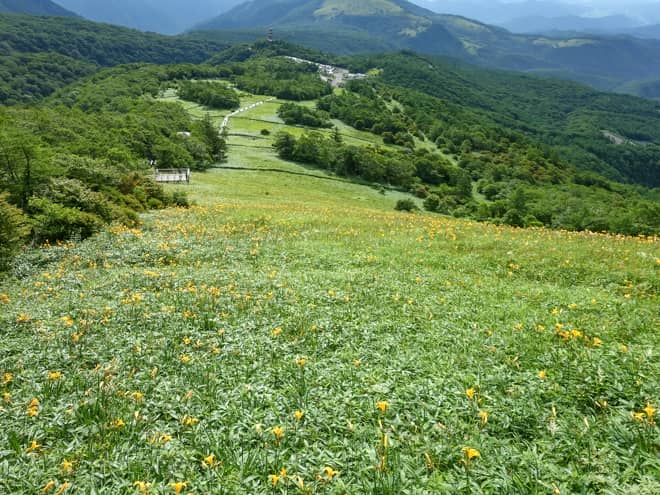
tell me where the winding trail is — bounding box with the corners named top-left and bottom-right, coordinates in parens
top-left (220, 98), bottom-right (275, 131)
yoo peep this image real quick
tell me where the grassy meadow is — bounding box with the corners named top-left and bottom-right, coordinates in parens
top-left (0, 93), bottom-right (658, 495)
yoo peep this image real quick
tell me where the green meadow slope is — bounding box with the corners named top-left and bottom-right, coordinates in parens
top-left (0, 79), bottom-right (659, 494)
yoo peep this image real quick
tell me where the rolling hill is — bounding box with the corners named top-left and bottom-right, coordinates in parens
top-left (193, 0), bottom-right (660, 93)
top-left (0, 0), bottom-right (76, 16)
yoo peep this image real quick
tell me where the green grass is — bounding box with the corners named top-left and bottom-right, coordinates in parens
top-left (0, 91), bottom-right (658, 495)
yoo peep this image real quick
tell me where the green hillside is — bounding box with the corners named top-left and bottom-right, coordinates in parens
top-left (0, 14), bottom-right (229, 104)
top-left (194, 0), bottom-right (660, 93)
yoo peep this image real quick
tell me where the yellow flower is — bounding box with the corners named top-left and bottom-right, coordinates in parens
top-left (3, 372), bottom-right (12, 385)
top-left (60, 316), bottom-right (74, 327)
top-left (72, 332), bottom-right (83, 343)
top-left (462, 447), bottom-right (481, 460)
top-left (169, 481), bottom-right (187, 495)
top-left (131, 391), bottom-right (144, 402)
top-left (48, 371), bottom-right (63, 381)
top-left (643, 402), bottom-right (656, 419)
top-left (182, 337), bottom-right (191, 346)
top-left (294, 410), bottom-right (304, 421)
top-left (2, 392), bottom-right (10, 403)
top-left (632, 412), bottom-right (645, 422)
top-left (322, 466), bottom-right (339, 480)
top-left (271, 425), bottom-right (284, 440)
top-left (478, 410), bottom-right (489, 425)
top-left (181, 415), bottom-right (199, 427)
top-left (0, 293), bottom-right (10, 303)
top-left (61, 459), bottom-right (74, 473)
top-left (619, 344), bottom-right (628, 353)
top-left (353, 359), bottom-right (361, 366)
top-left (16, 313), bottom-right (31, 323)
top-left (538, 370), bottom-right (547, 380)
top-left (26, 439), bottom-right (42, 453)
top-left (271, 327), bottom-right (283, 337)
top-left (28, 398), bottom-right (39, 417)
top-left (42, 481), bottom-right (55, 493)
top-left (376, 401), bottom-right (388, 414)
top-left (56, 481), bottom-right (70, 494)
top-left (133, 481), bottom-right (152, 494)
top-left (268, 474), bottom-right (280, 487)
top-left (591, 337), bottom-right (603, 347)
top-left (465, 388), bottom-right (475, 400)
top-left (180, 354), bottom-right (191, 363)
top-left (295, 357), bottom-right (307, 367)
top-left (202, 454), bottom-right (219, 468)
top-left (111, 418), bottom-right (125, 428)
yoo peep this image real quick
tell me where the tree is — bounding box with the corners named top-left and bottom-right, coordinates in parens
top-left (198, 114), bottom-right (226, 163)
top-left (0, 193), bottom-right (30, 271)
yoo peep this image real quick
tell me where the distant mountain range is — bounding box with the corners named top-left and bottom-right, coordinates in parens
top-left (502, 15), bottom-right (660, 39)
top-left (55, 0), bottom-right (241, 34)
top-left (192, 0), bottom-right (660, 94)
top-left (0, 0), bottom-right (76, 16)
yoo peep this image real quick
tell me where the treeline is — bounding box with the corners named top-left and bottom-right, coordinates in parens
top-left (277, 102), bottom-right (331, 128)
top-left (273, 130), bottom-right (472, 197)
top-left (178, 81), bottom-right (240, 110)
top-left (231, 58), bottom-right (332, 101)
top-left (0, 64), bottom-right (229, 272)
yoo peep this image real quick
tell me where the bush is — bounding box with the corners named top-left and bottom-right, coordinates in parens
top-left (29, 198), bottom-right (105, 243)
top-left (394, 199), bottom-right (418, 212)
top-left (0, 194), bottom-right (30, 271)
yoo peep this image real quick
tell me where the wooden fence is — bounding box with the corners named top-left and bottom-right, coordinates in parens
top-left (155, 168), bottom-right (190, 184)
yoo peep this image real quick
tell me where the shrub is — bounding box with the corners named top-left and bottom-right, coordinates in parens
top-left (394, 199), bottom-right (418, 212)
top-left (29, 198), bottom-right (104, 243)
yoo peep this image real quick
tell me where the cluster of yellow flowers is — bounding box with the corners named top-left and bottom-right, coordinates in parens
top-left (632, 402), bottom-right (656, 425)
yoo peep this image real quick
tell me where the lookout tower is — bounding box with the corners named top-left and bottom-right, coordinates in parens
top-left (267, 27), bottom-right (273, 42)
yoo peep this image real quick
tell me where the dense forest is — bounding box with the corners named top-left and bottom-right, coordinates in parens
top-left (0, 14), bottom-right (228, 104)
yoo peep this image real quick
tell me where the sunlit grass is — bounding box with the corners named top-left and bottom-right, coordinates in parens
top-left (1, 165), bottom-right (657, 494)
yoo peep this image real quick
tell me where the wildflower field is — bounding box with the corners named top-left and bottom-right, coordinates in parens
top-left (1, 96), bottom-right (659, 494)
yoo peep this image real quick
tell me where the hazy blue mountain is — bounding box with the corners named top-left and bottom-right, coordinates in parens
top-left (412, 1), bottom-right (585, 24)
top-left (628, 24), bottom-right (660, 39)
top-left (194, 0), bottom-right (660, 93)
top-left (502, 15), bottom-right (641, 35)
top-left (56, 0), bottom-right (242, 33)
top-left (412, 1), bottom-right (660, 27)
top-left (0, 0), bottom-right (77, 16)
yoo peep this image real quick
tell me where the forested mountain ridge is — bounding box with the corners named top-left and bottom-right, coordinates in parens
top-left (0, 14), bottom-right (229, 104)
top-left (194, 0), bottom-right (660, 94)
top-left (0, 0), bottom-right (76, 16)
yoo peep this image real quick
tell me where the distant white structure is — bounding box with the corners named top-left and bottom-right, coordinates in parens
top-left (284, 56), bottom-right (366, 87)
top-left (177, 131), bottom-right (192, 138)
top-left (155, 168), bottom-right (190, 184)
